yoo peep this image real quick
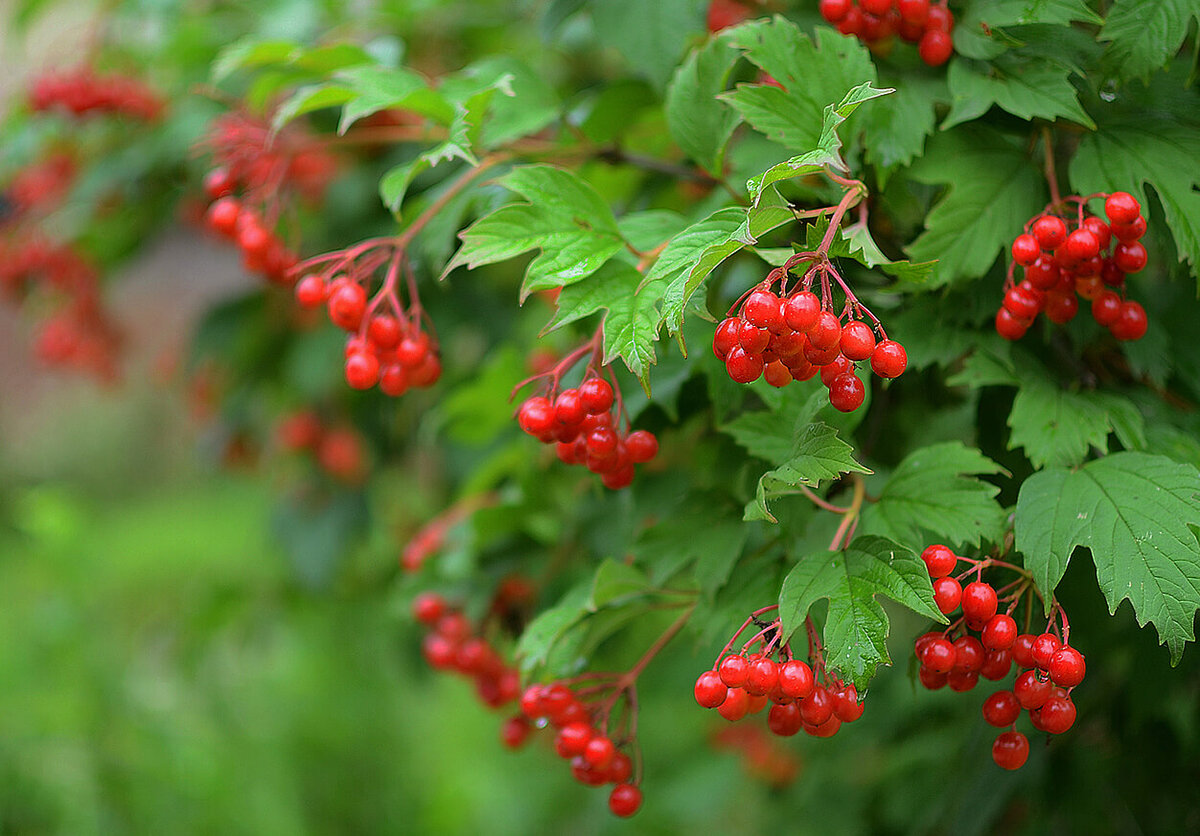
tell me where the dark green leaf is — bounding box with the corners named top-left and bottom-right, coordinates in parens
top-left (943, 55), bottom-right (1095, 130)
top-left (665, 34), bottom-right (742, 176)
top-left (590, 0), bottom-right (705, 89)
top-left (1008, 377), bottom-right (1146, 468)
top-left (1101, 0), bottom-right (1200, 79)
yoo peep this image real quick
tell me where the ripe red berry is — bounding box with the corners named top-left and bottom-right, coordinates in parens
top-left (345, 351), bottom-right (380, 390)
top-left (925, 3), bottom-right (953, 31)
top-left (980, 649), bottom-right (1013, 681)
top-left (1044, 291), bottom-right (1078, 324)
top-left (328, 282), bottom-right (367, 331)
top-left (869, 340), bottom-right (907, 379)
top-left (798, 685), bottom-right (834, 726)
top-left (1038, 695), bottom-right (1077, 734)
top-left (918, 29), bottom-right (953, 66)
top-left (932, 576), bottom-right (962, 614)
top-left (1003, 286), bottom-right (1041, 320)
top-left (1110, 300), bottom-right (1148, 341)
top-left (1032, 215), bottom-right (1069, 250)
top-left (828, 372), bottom-right (865, 412)
top-left (919, 666), bottom-right (948, 690)
top-left (518, 396), bottom-right (556, 436)
top-left (294, 274), bottom-right (326, 308)
top-left (763, 360), bottom-right (792, 388)
top-left (726, 347), bottom-right (764, 383)
top-left (819, 0), bottom-right (852, 22)
top-left (743, 289), bottom-right (783, 330)
top-left (584, 735), bottom-right (616, 769)
top-left (608, 783), bottom-right (642, 817)
top-left (992, 730), bottom-right (1029, 770)
top-left (579, 377), bottom-right (614, 414)
top-left (952, 636), bottom-right (985, 673)
top-left (719, 654), bottom-right (750, 688)
top-left (947, 668), bottom-right (979, 692)
top-left (713, 317), bottom-right (741, 360)
top-left (1025, 255), bottom-right (1060, 290)
top-left (1082, 216), bottom-right (1112, 249)
top-left (1014, 669), bottom-right (1052, 710)
top-left (1113, 240), bottom-right (1147, 273)
top-left (412, 592), bottom-right (446, 625)
top-left (1011, 233), bottom-right (1041, 266)
top-left (921, 544), bottom-right (957, 578)
top-left (500, 715), bottom-right (531, 749)
top-left (1048, 646), bottom-right (1086, 687)
top-left (1011, 634), bottom-right (1036, 668)
top-left (766, 701), bottom-right (803, 736)
top-left (625, 430), bottom-right (658, 463)
top-left (981, 614), bottom-right (1018, 651)
top-left (717, 686), bottom-right (750, 721)
top-left (839, 320), bottom-right (876, 361)
top-left (778, 659), bottom-right (815, 700)
top-left (831, 683), bottom-right (864, 722)
top-left (808, 311), bottom-right (842, 350)
top-left (1031, 633), bottom-right (1061, 669)
top-left (920, 637), bottom-right (957, 674)
top-left (606, 751), bottom-right (633, 784)
top-left (1111, 214), bottom-right (1147, 242)
top-left (897, 0), bottom-right (929, 23)
top-left (1104, 191), bottom-right (1141, 225)
top-left (694, 670), bottom-right (729, 708)
top-left (1091, 290), bottom-right (1123, 326)
top-left (962, 581), bottom-right (999, 623)
top-left (819, 355), bottom-right (853, 387)
top-left (205, 196), bottom-right (241, 236)
top-left (982, 689), bottom-right (1021, 727)
top-left (556, 722), bottom-right (593, 757)
top-left (1065, 228), bottom-right (1101, 261)
top-left (737, 320), bottom-right (771, 354)
top-left (995, 307), bottom-right (1030, 341)
top-left (744, 656), bottom-right (780, 696)
top-left (783, 291), bottom-right (821, 332)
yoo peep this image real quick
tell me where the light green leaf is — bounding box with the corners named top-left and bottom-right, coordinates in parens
top-left (590, 558), bottom-right (650, 610)
top-left (778, 535), bottom-right (945, 689)
top-left (271, 83), bottom-right (354, 133)
top-left (335, 66), bottom-right (455, 132)
top-left (666, 34), bottom-right (742, 176)
top-left (1015, 453), bottom-right (1200, 663)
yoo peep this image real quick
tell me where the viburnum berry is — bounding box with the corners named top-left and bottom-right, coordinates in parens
top-left (798, 685), bottom-right (834, 726)
top-left (921, 544), bottom-right (957, 578)
top-left (713, 317), bottom-right (740, 360)
top-left (1038, 695), bottom-right (1077, 734)
top-left (994, 308), bottom-right (1030, 341)
top-left (726, 347), bottom-right (764, 383)
top-left (1114, 241), bottom-right (1147, 273)
top-left (918, 30), bottom-right (953, 66)
top-left (294, 274), bottom-right (326, 308)
top-left (344, 351), bottom-right (380, 390)
top-left (932, 576), bottom-right (962, 614)
top-left (1111, 300), bottom-right (1148, 341)
top-left (981, 614), bottom-right (1018, 651)
top-left (831, 683), bottom-right (864, 722)
top-left (1014, 670), bottom-right (1053, 710)
top-left (982, 689), bottom-right (1021, 727)
top-left (980, 649), bottom-right (1012, 681)
top-left (1091, 290), bottom-right (1123, 327)
top-left (608, 783), bottom-right (642, 817)
top-left (412, 592), bottom-right (447, 626)
top-left (744, 656), bottom-right (780, 696)
top-left (694, 670), bottom-right (729, 708)
top-left (579, 377), bottom-right (614, 414)
top-left (1012, 634), bottom-right (1037, 668)
top-left (947, 668), bottom-right (979, 693)
top-left (839, 320), bottom-right (876, 361)
top-left (1031, 633), bottom-right (1062, 669)
top-left (808, 311), bottom-right (842, 351)
top-left (952, 636), bottom-right (985, 673)
top-left (1105, 191), bottom-right (1141, 224)
top-left (719, 654), bottom-right (750, 688)
top-left (828, 372), bottom-right (865, 413)
top-left (962, 581), bottom-right (999, 624)
top-left (992, 730), bottom-right (1029, 770)
top-left (1065, 228), bottom-right (1101, 261)
top-left (783, 291), bottom-right (821, 332)
top-left (870, 339), bottom-right (907, 379)
top-left (518, 396), bottom-right (556, 436)
top-left (1032, 215), bottom-right (1069, 250)
top-left (920, 637), bottom-right (957, 674)
top-left (1048, 646), bottom-right (1086, 687)
top-left (743, 289), bottom-right (782, 329)
top-left (778, 659), bottom-right (815, 700)
top-left (1011, 233), bottom-right (1041, 265)
top-left (717, 686), bottom-right (751, 722)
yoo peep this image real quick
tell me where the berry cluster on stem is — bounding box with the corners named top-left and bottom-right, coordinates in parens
top-left (514, 330), bottom-right (659, 490)
top-left (820, 0), bottom-right (955, 66)
top-left (914, 544), bottom-right (1086, 770)
top-left (694, 607), bottom-right (866, 739)
top-left (413, 592), bottom-right (524, 710)
top-left (274, 409), bottom-right (369, 484)
top-left (713, 177), bottom-right (906, 412)
top-left (29, 65), bottom-right (163, 120)
top-left (999, 190), bottom-right (1149, 342)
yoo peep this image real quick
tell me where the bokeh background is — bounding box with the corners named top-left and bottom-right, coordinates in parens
top-left (2, 2), bottom-right (1199, 834)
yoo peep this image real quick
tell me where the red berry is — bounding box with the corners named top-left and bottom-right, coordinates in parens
top-left (1048, 646), bottom-right (1086, 687)
top-left (367, 314), bottom-right (402, 350)
top-left (897, 0), bottom-right (929, 24)
top-left (1003, 286), bottom-right (1041, 319)
top-left (828, 372), bottom-right (865, 412)
top-left (518, 396), bottom-right (556, 436)
top-left (556, 722), bottom-right (593, 757)
top-left (1012, 634), bottom-right (1037, 668)
top-left (1011, 233), bottom-right (1041, 265)
top-left (738, 320), bottom-right (771, 354)
top-left (608, 783), bottom-right (642, 817)
top-left (766, 701), bottom-right (803, 736)
top-left (725, 347), bottom-right (764, 383)
top-left (1039, 695), bottom-right (1077, 734)
top-left (981, 614), bottom-right (1018, 651)
top-left (1065, 228), bottom-right (1100, 261)
top-left (1110, 300), bottom-right (1148, 341)
top-left (1025, 255), bottom-right (1060, 291)
top-left (992, 730), bottom-right (1029, 770)
top-left (717, 686), bottom-right (750, 721)
top-left (295, 274), bottom-right (326, 308)
top-left (919, 666), bottom-right (948, 689)
top-left (952, 636), bottom-right (985, 673)
top-left (839, 320), bottom-right (876, 361)
top-left (412, 592), bottom-right (446, 625)
top-left (586, 426), bottom-right (619, 459)
top-left (819, 0), bottom-right (852, 22)
top-left (932, 576), bottom-right (962, 614)
top-left (1082, 216), bottom-right (1112, 249)
top-left (962, 581), bottom-right (999, 623)
top-left (925, 3), bottom-right (953, 31)
top-left (995, 307), bottom-right (1029, 341)
top-left (345, 352), bottom-right (380, 390)
top-left (819, 355), bottom-right (854, 387)
top-left (982, 689), bottom-right (1021, 727)
top-left (579, 377), bottom-right (614, 414)
top-left (327, 282), bottom-right (367, 331)
top-left (713, 317), bottom-right (741, 360)
top-left (798, 685), bottom-right (833, 726)
top-left (980, 649), bottom-right (1013, 681)
top-left (870, 340), bottom-right (907, 379)
top-left (947, 669), bottom-right (979, 692)
top-left (918, 29), bottom-right (953, 66)
top-left (584, 735), bottom-right (616, 769)
top-left (205, 197), bottom-right (241, 236)
top-left (1104, 191), bottom-right (1141, 225)
top-left (396, 331), bottom-right (431, 366)
top-left (1014, 670), bottom-right (1052, 710)
top-left (719, 654), bottom-right (750, 688)
top-left (920, 637), bottom-right (957, 674)
top-left (694, 670), bottom-right (729, 708)
top-left (808, 311), bottom-right (842, 350)
top-left (625, 430), bottom-right (658, 463)
top-left (606, 751), bottom-right (633, 784)
top-left (763, 360), bottom-right (793, 388)
top-left (743, 290), bottom-right (783, 331)
top-left (1091, 290), bottom-right (1123, 326)
top-left (744, 656), bottom-right (780, 696)
top-left (1111, 214), bottom-right (1147, 242)
top-left (1044, 292), bottom-right (1078, 324)
top-left (778, 659), bottom-right (815, 700)
top-left (203, 167), bottom-right (235, 199)
top-left (501, 715), bottom-right (531, 749)
top-left (831, 683), bottom-right (864, 722)
top-left (783, 291), bottom-right (821, 332)
top-left (1113, 241), bottom-right (1147, 273)
top-left (921, 544), bottom-right (957, 579)
top-left (1032, 215), bottom-right (1068, 250)
top-left (1031, 633), bottom-right (1061, 669)
top-left (554, 388), bottom-right (586, 427)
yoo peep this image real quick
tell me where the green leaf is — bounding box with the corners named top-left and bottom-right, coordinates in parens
top-left (453, 57), bottom-right (560, 147)
top-left (590, 0), bottom-right (705, 89)
top-left (943, 55), bottom-right (1095, 130)
top-left (1014, 453), bottom-right (1200, 663)
top-left (334, 66), bottom-right (455, 133)
top-left (722, 20), bottom-right (878, 153)
top-left (1008, 378), bottom-right (1146, 468)
top-left (777, 536), bottom-right (945, 689)
top-left (515, 581), bottom-right (592, 673)
top-left (633, 504), bottom-right (748, 600)
top-left (212, 38), bottom-right (302, 82)
top-left (271, 83), bottom-right (355, 133)
top-left (665, 34), bottom-right (742, 176)
top-left (545, 261), bottom-right (660, 383)
top-left (1101, 0), bottom-right (1200, 79)
top-left (1069, 119), bottom-right (1200, 277)
top-left (859, 442), bottom-right (1008, 551)
top-left (746, 82), bottom-right (894, 203)
top-left (862, 78), bottom-right (944, 171)
top-left (954, 1), bottom-right (1103, 61)
top-left (590, 558), bottom-right (650, 609)
top-left (906, 126), bottom-right (1046, 285)
top-left (444, 165), bottom-right (624, 299)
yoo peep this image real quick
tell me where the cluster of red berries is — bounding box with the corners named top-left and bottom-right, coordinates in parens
top-left (513, 681), bottom-right (644, 817)
top-left (820, 0), bottom-right (955, 66)
top-left (275, 409), bottom-right (369, 484)
top-left (517, 375), bottom-right (659, 489)
top-left (998, 191), bottom-right (1149, 342)
top-left (0, 237), bottom-right (120, 380)
top-left (712, 286), bottom-right (907, 412)
top-left (204, 190), bottom-right (300, 285)
top-left (200, 113), bottom-right (338, 205)
top-left (413, 592), bottom-right (523, 710)
top-left (4, 153), bottom-right (76, 216)
top-left (913, 544), bottom-right (1086, 770)
top-left (694, 610), bottom-right (866, 740)
top-left (28, 66), bottom-right (163, 120)
top-left (293, 270), bottom-right (443, 396)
